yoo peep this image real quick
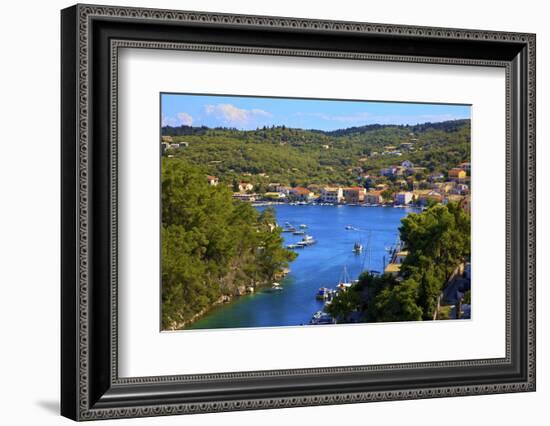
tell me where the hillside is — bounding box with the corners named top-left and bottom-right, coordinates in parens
top-left (161, 119), bottom-right (470, 187)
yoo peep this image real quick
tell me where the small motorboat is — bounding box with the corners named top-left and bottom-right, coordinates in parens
top-left (270, 282), bottom-right (283, 292)
top-left (296, 235), bottom-right (316, 246)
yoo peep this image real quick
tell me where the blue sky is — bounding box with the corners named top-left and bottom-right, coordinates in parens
top-left (161, 93), bottom-right (470, 131)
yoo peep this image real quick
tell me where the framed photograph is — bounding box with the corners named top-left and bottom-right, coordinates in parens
top-left (61, 4), bottom-right (536, 421)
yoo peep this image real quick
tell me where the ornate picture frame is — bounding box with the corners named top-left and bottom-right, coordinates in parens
top-left (61, 4), bottom-right (535, 421)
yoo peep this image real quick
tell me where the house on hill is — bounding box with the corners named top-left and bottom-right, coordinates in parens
top-left (238, 182), bottom-right (254, 192)
top-left (206, 176), bottom-right (219, 186)
top-left (448, 168), bottom-right (467, 180)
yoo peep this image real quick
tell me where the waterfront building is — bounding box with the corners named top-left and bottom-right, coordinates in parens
top-left (275, 185), bottom-right (292, 195)
top-left (232, 193), bottom-right (256, 202)
top-left (394, 191), bottom-right (413, 205)
top-left (289, 187), bottom-right (315, 202)
top-left (365, 190), bottom-right (384, 204)
top-left (320, 187), bottom-right (343, 204)
top-left (342, 187), bottom-right (366, 203)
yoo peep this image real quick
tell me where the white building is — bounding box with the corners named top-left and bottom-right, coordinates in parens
top-left (320, 187), bottom-right (343, 204)
top-left (238, 182), bottom-right (254, 192)
top-left (394, 192), bottom-right (413, 205)
top-left (380, 167), bottom-right (397, 177)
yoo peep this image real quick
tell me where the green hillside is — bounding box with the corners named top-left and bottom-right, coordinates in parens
top-left (161, 119), bottom-right (470, 187)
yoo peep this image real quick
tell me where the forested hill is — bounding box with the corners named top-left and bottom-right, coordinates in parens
top-left (161, 119), bottom-right (470, 187)
top-left (323, 119), bottom-right (470, 137)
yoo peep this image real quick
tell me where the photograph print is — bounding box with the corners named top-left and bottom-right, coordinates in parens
top-left (160, 94), bottom-right (472, 331)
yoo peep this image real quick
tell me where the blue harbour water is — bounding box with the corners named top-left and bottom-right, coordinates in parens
top-left (187, 205), bottom-right (418, 330)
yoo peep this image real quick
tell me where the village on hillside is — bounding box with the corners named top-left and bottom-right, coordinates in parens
top-left (161, 135), bottom-right (471, 217)
top-left (201, 157), bottom-right (471, 216)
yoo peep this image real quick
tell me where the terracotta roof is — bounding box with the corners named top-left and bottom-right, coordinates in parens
top-left (291, 187), bottom-right (311, 195)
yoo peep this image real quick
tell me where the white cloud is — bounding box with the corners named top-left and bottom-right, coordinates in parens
top-left (161, 112), bottom-right (194, 127)
top-left (176, 112), bottom-right (193, 126)
top-left (204, 103), bottom-right (272, 126)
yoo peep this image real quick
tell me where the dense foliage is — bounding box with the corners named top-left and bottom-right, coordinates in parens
top-left (161, 158), bottom-right (296, 329)
top-left (327, 203), bottom-right (470, 322)
top-left (161, 119), bottom-right (470, 187)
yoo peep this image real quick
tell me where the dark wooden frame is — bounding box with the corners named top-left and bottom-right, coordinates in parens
top-left (61, 4), bottom-right (536, 421)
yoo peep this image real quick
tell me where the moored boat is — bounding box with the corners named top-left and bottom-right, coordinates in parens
top-left (296, 234), bottom-right (316, 246)
top-left (270, 282), bottom-right (283, 292)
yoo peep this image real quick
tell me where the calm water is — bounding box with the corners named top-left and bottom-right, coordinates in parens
top-left (187, 205), bottom-right (418, 330)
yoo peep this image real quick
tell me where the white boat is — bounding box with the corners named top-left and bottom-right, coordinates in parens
top-left (296, 235), bottom-right (316, 246)
top-left (309, 310), bottom-right (335, 325)
top-left (299, 224), bottom-right (308, 229)
top-left (353, 242), bottom-right (363, 253)
top-left (337, 266), bottom-right (353, 290)
top-left (270, 282), bottom-right (283, 292)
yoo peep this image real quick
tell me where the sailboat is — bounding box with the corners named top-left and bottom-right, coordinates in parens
top-left (337, 266), bottom-right (353, 291)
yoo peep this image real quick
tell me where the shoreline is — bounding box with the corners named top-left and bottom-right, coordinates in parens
top-left (251, 200), bottom-right (424, 209)
top-left (170, 268), bottom-right (291, 331)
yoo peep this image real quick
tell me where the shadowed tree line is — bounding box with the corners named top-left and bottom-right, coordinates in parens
top-left (161, 159), bottom-right (296, 330)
